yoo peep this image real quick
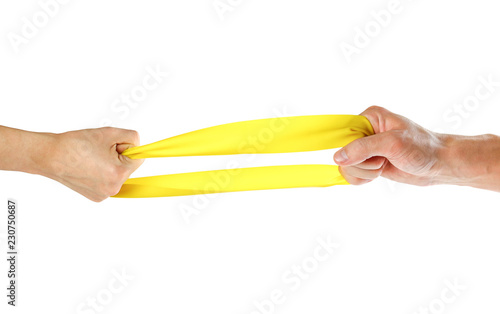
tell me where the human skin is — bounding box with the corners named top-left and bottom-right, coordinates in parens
top-left (0, 126), bottom-right (144, 202)
top-left (1, 108), bottom-right (499, 202)
top-left (334, 106), bottom-right (500, 192)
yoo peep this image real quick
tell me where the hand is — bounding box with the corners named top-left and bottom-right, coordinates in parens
top-left (43, 127), bottom-right (144, 202)
top-left (334, 106), bottom-right (500, 191)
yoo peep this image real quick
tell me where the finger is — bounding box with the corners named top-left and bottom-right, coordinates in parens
top-left (357, 156), bottom-right (386, 170)
top-left (380, 162), bottom-right (432, 186)
top-left (334, 131), bottom-right (398, 166)
top-left (113, 129), bottom-right (141, 158)
top-left (361, 106), bottom-right (416, 136)
top-left (344, 156), bottom-right (386, 170)
top-left (116, 143), bottom-right (144, 167)
top-left (360, 105), bottom-right (412, 133)
top-left (112, 160), bottom-right (144, 198)
top-left (56, 176), bottom-right (108, 202)
top-left (116, 143), bottom-right (134, 154)
top-left (117, 146), bottom-right (145, 166)
top-left (339, 165), bottom-right (383, 180)
top-left (359, 106), bottom-right (388, 133)
top-left (338, 167), bottom-right (373, 185)
top-left (109, 128), bottom-right (141, 147)
top-left (125, 158), bottom-right (144, 174)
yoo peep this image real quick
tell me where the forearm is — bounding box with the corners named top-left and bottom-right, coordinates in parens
top-left (437, 133), bottom-right (500, 191)
top-left (0, 126), bottom-right (57, 177)
top-left (1, 126), bottom-right (142, 202)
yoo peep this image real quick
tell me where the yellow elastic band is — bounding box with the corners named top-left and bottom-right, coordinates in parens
top-left (113, 115), bottom-right (374, 198)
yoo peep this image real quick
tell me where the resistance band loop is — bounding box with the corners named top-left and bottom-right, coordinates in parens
top-left (113, 115), bottom-right (374, 198)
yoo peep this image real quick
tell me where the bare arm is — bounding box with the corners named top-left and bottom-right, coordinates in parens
top-left (0, 126), bottom-right (144, 201)
top-left (334, 106), bottom-right (500, 192)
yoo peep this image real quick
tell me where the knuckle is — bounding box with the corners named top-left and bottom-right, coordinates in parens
top-left (94, 127), bottom-right (116, 142)
top-left (130, 130), bottom-right (140, 141)
top-left (364, 105), bottom-right (389, 118)
top-left (121, 129), bottom-right (140, 144)
top-left (100, 126), bottom-right (115, 135)
top-left (366, 105), bottom-right (384, 112)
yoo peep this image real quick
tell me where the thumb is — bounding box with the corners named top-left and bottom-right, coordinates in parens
top-left (116, 143), bottom-right (145, 169)
top-left (116, 143), bottom-right (134, 154)
top-left (334, 131), bottom-right (396, 166)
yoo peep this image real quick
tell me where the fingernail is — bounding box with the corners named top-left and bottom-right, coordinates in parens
top-left (335, 149), bottom-right (348, 163)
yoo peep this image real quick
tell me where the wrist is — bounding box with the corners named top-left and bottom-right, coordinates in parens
top-left (25, 132), bottom-right (60, 177)
top-left (436, 133), bottom-right (500, 190)
top-left (0, 126), bottom-right (59, 176)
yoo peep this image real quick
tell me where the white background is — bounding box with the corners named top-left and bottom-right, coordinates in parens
top-left (1, 0), bottom-right (500, 313)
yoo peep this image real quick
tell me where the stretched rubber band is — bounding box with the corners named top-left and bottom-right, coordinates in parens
top-left (113, 115), bottom-right (373, 198)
